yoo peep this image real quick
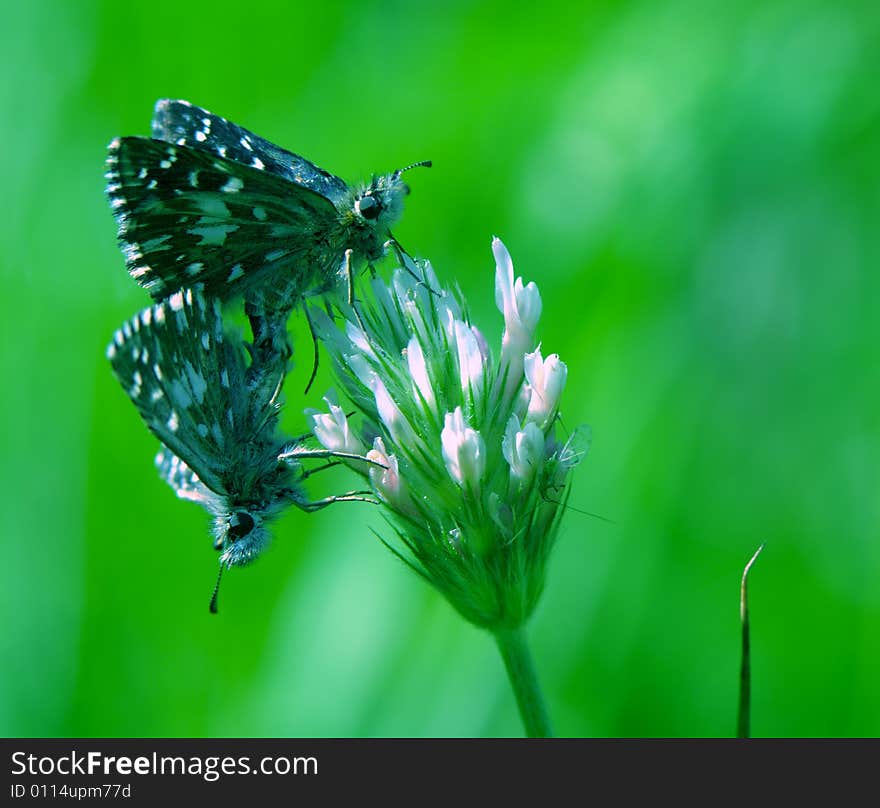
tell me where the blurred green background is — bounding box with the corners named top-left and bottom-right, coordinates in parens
top-left (2, 0), bottom-right (878, 737)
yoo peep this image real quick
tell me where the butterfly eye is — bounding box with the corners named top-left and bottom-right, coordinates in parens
top-left (357, 195), bottom-right (380, 220)
top-left (228, 511), bottom-right (255, 540)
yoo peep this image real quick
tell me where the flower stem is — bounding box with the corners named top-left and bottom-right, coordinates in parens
top-left (493, 626), bottom-right (553, 738)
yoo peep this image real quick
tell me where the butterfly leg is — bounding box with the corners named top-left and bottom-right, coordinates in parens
top-left (385, 236), bottom-right (440, 296)
top-left (279, 447), bottom-right (386, 470)
top-left (302, 304), bottom-right (321, 395)
top-left (344, 248), bottom-right (356, 307)
top-left (340, 248), bottom-right (370, 332)
top-left (300, 490), bottom-right (379, 511)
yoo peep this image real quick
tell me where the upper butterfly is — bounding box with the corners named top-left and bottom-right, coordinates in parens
top-left (105, 99), bottom-right (430, 310)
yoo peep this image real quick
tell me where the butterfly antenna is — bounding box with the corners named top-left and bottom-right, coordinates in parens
top-left (393, 159), bottom-right (432, 178)
top-left (209, 564), bottom-right (225, 614)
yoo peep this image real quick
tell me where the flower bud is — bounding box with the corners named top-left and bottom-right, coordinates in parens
top-left (367, 437), bottom-right (409, 509)
top-left (524, 348), bottom-right (567, 429)
top-left (306, 393), bottom-right (366, 455)
top-left (502, 416), bottom-right (546, 488)
top-left (454, 320), bottom-right (485, 400)
top-left (441, 407), bottom-right (486, 489)
top-left (494, 238), bottom-right (542, 336)
top-left (372, 375), bottom-right (417, 446)
top-left (405, 336), bottom-right (435, 412)
top-left (494, 237), bottom-right (542, 402)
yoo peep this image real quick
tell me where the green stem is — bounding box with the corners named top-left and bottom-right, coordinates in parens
top-left (737, 542), bottom-right (765, 739)
top-left (737, 601), bottom-right (751, 739)
top-left (493, 626), bottom-right (553, 738)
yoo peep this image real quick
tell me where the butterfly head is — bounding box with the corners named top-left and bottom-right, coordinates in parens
top-left (353, 161), bottom-right (431, 234)
top-left (215, 508), bottom-right (269, 567)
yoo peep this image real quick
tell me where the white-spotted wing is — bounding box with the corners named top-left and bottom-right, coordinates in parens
top-left (151, 98), bottom-right (348, 204)
top-left (106, 137), bottom-right (340, 303)
top-left (106, 288), bottom-right (278, 491)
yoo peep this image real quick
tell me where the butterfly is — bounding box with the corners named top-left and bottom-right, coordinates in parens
top-left (105, 99), bottom-right (431, 316)
top-left (107, 287), bottom-right (373, 610)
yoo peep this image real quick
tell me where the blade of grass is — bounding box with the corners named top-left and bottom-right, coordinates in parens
top-left (737, 542), bottom-right (765, 738)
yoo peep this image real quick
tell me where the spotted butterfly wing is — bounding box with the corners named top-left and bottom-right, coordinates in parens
top-left (106, 138), bottom-right (341, 305)
top-left (155, 446), bottom-right (214, 508)
top-left (106, 288), bottom-right (281, 493)
top-left (151, 98), bottom-right (348, 204)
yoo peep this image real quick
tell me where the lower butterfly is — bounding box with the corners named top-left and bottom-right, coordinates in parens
top-left (107, 287), bottom-right (374, 611)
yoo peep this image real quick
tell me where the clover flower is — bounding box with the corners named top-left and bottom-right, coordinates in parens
top-left (309, 238), bottom-right (587, 632)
